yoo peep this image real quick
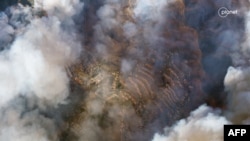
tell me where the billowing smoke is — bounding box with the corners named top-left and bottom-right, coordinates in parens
top-left (151, 1), bottom-right (250, 141)
top-left (1, 0), bottom-right (250, 141)
top-left (0, 0), bottom-right (83, 140)
top-left (224, 9), bottom-right (250, 124)
top-left (69, 0), bottom-right (204, 140)
top-left (152, 105), bottom-right (230, 141)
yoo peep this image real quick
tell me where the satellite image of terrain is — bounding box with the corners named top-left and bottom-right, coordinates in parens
top-left (0, 0), bottom-right (249, 141)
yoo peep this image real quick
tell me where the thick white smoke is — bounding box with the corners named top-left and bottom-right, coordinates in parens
top-left (151, 3), bottom-right (250, 141)
top-left (223, 10), bottom-right (250, 124)
top-left (152, 105), bottom-right (230, 141)
top-left (133, 0), bottom-right (175, 51)
top-left (224, 67), bottom-right (250, 124)
top-left (0, 0), bottom-right (83, 140)
top-left (1, 0), bottom-right (250, 141)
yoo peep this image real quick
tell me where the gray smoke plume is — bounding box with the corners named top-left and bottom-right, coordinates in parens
top-left (1, 0), bottom-right (250, 141)
top-left (0, 0), bottom-right (83, 140)
top-left (70, 0), bottom-right (204, 141)
top-left (152, 105), bottom-right (230, 141)
top-left (151, 1), bottom-right (250, 141)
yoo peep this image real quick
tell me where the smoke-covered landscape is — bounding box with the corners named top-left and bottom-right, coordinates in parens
top-left (0, 0), bottom-right (250, 141)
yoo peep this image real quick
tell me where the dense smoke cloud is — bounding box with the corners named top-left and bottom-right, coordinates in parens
top-left (1, 0), bottom-right (250, 141)
top-left (151, 1), bottom-right (250, 141)
top-left (152, 105), bottom-right (230, 141)
top-left (224, 9), bottom-right (250, 124)
top-left (0, 0), bottom-right (83, 140)
top-left (70, 0), bottom-right (204, 141)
